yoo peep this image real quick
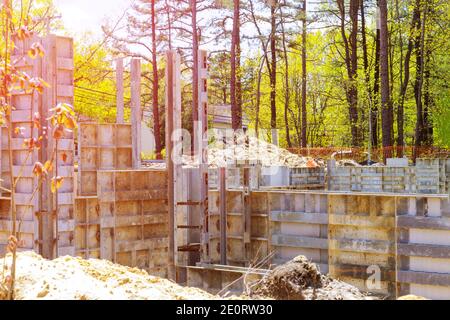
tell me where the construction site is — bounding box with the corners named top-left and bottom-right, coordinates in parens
top-left (0, 31), bottom-right (449, 301)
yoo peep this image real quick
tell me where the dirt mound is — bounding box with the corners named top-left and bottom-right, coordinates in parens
top-left (249, 256), bottom-right (373, 300)
top-left (0, 252), bottom-right (218, 300)
top-left (398, 295), bottom-right (428, 300)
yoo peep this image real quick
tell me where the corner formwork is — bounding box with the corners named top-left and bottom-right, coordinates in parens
top-left (76, 123), bottom-right (169, 277)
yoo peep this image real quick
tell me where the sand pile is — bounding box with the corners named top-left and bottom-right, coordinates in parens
top-left (0, 252), bottom-right (216, 300)
top-left (248, 256), bottom-right (374, 300)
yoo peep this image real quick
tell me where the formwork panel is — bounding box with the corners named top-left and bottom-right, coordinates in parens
top-left (269, 192), bottom-right (328, 271)
top-left (397, 197), bottom-right (450, 299)
top-left (96, 170), bottom-right (169, 277)
top-left (329, 194), bottom-right (396, 297)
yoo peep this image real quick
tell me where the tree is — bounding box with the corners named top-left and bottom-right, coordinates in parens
top-left (300, 0), bottom-right (307, 148)
top-left (230, 0), bottom-right (242, 130)
top-left (336, 0), bottom-right (360, 147)
top-left (379, 0), bottom-right (393, 158)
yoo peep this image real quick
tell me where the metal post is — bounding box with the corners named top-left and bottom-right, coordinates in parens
top-left (131, 58), bottom-right (141, 168)
top-left (116, 58), bottom-right (124, 124)
top-left (219, 167), bottom-right (227, 265)
top-left (165, 51), bottom-right (176, 280)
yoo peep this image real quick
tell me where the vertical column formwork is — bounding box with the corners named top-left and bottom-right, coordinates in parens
top-left (0, 35), bottom-right (41, 255)
top-left (0, 35), bottom-right (74, 258)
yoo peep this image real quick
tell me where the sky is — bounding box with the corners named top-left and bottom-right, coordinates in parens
top-left (54, 0), bottom-right (130, 39)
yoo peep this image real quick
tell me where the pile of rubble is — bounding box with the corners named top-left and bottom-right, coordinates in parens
top-left (248, 255), bottom-right (376, 300)
top-left (180, 136), bottom-right (320, 168)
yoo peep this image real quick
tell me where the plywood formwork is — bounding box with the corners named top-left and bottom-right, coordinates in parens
top-left (397, 197), bottom-right (450, 299)
top-left (415, 159), bottom-right (446, 194)
top-left (290, 168), bottom-right (326, 189)
top-left (328, 164), bottom-right (416, 194)
top-left (78, 123), bottom-right (132, 196)
top-left (96, 170), bottom-right (169, 277)
top-left (269, 192), bottom-right (328, 273)
top-left (208, 190), bottom-right (269, 267)
top-left (328, 194), bottom-right (397, 297)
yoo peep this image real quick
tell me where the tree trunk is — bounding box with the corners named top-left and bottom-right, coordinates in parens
top-left (301, 0), bottom-right (307, 148)
top-left (280, 6), bottom-right (291, 148)
top-left (414, 1), bottom-right (427, 150)
top-left (231, 0), bottom-right (241, 130)
top-left (337, 0), bottom-right (359, 147)
top-left (372, 25), bottom-right (380, 148)
top-left (151, 0), bottom-right (162, 159)
top-left (270, 1), bottom-right (278, 145)
top-left (380, 0), bottom-right (393, 160)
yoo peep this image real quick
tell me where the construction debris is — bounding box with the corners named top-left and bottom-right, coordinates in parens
top-left (180, 136), bottom-right (316, 168)
top-left (0, 252), bottom-right (218, 300)
top-left (248, 256), bottom-right (375, 300)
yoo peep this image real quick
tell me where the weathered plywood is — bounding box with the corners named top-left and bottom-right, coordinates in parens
top-left (78, 123), bottom-right (133, 196)
top-left (96, 170), bottom-right (168, 277)
top-left (328, 195), bottom-right (397, 297)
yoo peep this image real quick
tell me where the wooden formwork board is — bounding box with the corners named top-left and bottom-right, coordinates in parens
top-left (416, 159), bottom-right (446, 194)
top-left (78, 123), bottom-right (132, 196)
top-left (96, 170), bottom-right (168, 277)
top-left (396, 197), bottom-right (450, 299)
top-left (74, 197), bottom-right (101, 258)
top-left (208, 190), bottom-right (269, 267)
top-left (328, 194), bottom-right (397, 297)
top-left (269, 192), bottom-right (329, 273)
top-left (382, 167), bottom-right (415, 193)
top-left (290, 168), bottom-right (326, 187)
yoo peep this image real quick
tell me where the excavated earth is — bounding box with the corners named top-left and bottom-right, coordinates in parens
top-left (248, 255), bottom-right (378, 300)
top-left (1, 252), bottom-right (379, 300)
top-left (0, 252), bottom-right (219, 300)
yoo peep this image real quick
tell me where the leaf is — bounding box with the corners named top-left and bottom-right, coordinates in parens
top-left (43, 160), bottom-right (53, 173)
top-left (33, 162), bottom-right (44, 177)
top-left (52, 124), bottom-right (64, 139)
top-left (28, 48), bottom-right (37, 59)
top-left (51, 176), bottom-right (64, 193)
top-left (63, 115), bottom-right (77, 129)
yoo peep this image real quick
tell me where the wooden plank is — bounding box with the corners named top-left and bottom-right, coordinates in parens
top-left (398, 242), bottom-right (450, 258)
top-left (270, 211), bottom-right (328, 224)
top-left (0, 220), bottom-right (35, 233)
top-left (398, 270), bottom-right (450, 287)
top-left (271, 234), bottom-right (328, 250)
top-left (333, 263), bottom-right (396, 282)
top-left (398, 215), bottom-right (450, 230)
top-left (115, 237), bottom-right (168, 252)
top-left (329, 238), bottom-right (394, 254)
top-left (329, 214), bottom-right (395, 228)
top-left (130, 58), bottom-right (141, 168)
